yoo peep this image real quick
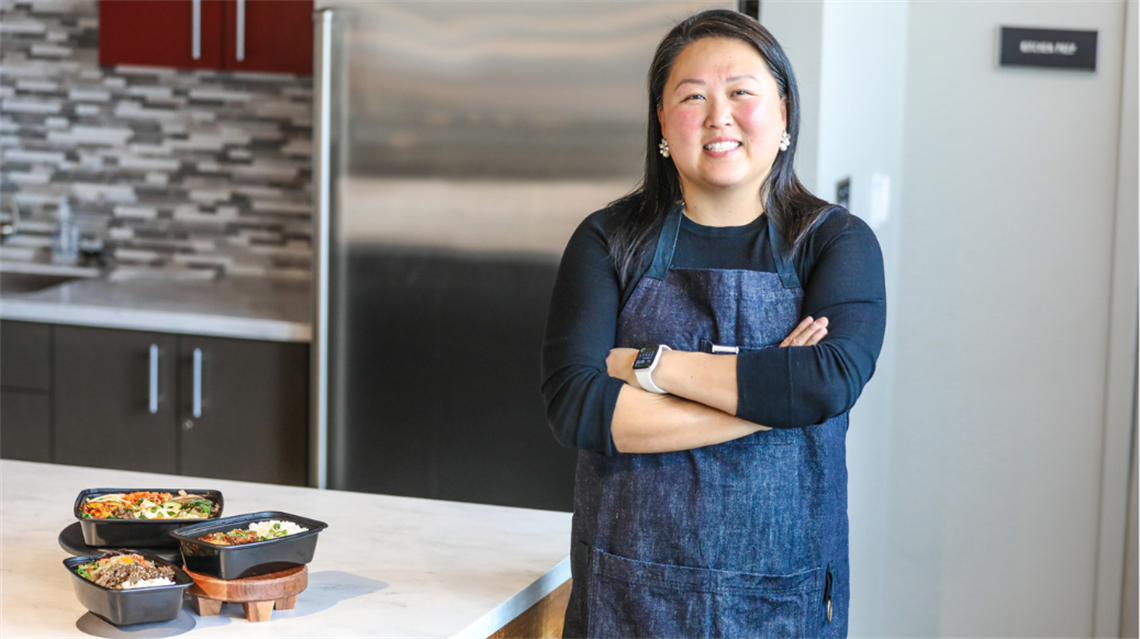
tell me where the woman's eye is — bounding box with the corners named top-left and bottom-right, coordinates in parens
top-left (684, 93), bottom-right (705, 102)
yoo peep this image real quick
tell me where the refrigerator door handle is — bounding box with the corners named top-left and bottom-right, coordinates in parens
top-left (311, 8), bottom-right (334, 489)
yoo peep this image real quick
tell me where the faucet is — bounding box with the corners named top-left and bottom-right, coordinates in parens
top-left (0, 193), bottom-right (20, 242)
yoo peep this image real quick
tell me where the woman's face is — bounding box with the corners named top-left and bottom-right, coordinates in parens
top-left (657, 37), bottom-right (786, 203)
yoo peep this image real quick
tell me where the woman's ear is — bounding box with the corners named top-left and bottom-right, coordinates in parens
top-left (780, 98), bottom-right (787, 130)
top-left (657, 105), bottom-right (667, 138)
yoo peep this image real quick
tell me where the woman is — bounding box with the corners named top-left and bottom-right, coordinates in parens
top-left (542, 9), bottom-right (885, 638)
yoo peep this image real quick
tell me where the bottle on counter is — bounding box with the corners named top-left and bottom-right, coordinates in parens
top-left (51, 197), bottom-right (79, 266)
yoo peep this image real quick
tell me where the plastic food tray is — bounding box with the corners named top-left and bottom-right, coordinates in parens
top-left (64, 551), bottom-right (193, 625)
top-left (74, 488), bottom-right (225, 549)
top-left (171, 511), bottom-right (328, 580)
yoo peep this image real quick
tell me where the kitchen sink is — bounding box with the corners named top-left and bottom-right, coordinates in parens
top-left (0, 271), bottom-right (87, 294)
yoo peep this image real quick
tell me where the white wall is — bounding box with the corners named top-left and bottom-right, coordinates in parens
top-left (762, 0), bottom-right (1135, 636)
top-left (815, 7), bottom-right (908, 632)
top-left (893, 2), bottom-right (1135, 633)
top-left (888, 1), bottom-right (1131, 636)
top-left (760, 1), bottom-right (824, 193)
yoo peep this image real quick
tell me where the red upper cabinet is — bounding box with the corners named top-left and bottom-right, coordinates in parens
top-left (100, 0), bottom-right (224, 70)
top-left (98, 0), bottom-right (313, 76)
top-left (222, 0), bottom-right (313, 75)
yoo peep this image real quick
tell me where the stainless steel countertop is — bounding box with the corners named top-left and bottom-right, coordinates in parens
top-left (0, 264), bottom-right (311, 342)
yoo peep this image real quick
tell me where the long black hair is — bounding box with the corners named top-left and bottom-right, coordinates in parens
top-left (607, 9), bottom-right (831, 288)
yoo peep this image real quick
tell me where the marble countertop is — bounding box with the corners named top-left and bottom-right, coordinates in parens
top-left (0, 263), bottom-right (312, 342)
top-left (0, 460), bottom-right (572, 638)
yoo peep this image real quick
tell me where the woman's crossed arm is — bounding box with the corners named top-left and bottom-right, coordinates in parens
top-left (606, 316), bottom-right (828, 453)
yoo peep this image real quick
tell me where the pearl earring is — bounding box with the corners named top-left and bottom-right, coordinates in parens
top-left (659, 138), bottom-right (670, 158)
top-left (779, 131), bottom-right (791, 152)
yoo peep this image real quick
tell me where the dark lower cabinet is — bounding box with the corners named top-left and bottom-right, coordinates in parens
top-left (179, 336), bottom-right (308, 485)
top-left (1, 320), bottom-right (53, 462)
top-left (1, 320), bottom-right (51, 391)
top-left (54, 327), bottom-right (179, 473)
top-left (1, 321), bottom-right (308, 485)
top-left (1, 390), bottom-right (51, 462)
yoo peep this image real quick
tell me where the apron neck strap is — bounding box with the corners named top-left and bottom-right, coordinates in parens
top-left (767, 216), bottom-right (802, 290)
top-left (643, 206), bottom-right (802, 290)
top-left (645, 205), bottom-right (684, 281)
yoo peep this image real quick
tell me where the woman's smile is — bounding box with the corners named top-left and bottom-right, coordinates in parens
top-left (703, 137), bottom-right (743, 155)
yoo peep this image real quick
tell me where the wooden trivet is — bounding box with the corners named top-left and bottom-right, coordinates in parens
top-left (184, 565), bottom-right (307, 623)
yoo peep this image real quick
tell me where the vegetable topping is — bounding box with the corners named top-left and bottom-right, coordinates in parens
top-left (76, 552), bottom-right (176, 590)
top-left (198, 520), bottom-right (308, 545)
top-left (79, 490), bottom-right (219, 520)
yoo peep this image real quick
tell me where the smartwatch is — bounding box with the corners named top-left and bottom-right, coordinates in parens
top-left (633, 345), bottom-right (671, 394)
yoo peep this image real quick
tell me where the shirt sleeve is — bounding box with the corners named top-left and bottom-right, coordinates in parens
top-left (735, 209), bottom-right (887, 428)
top-left (541, 210), bottom-right (626, 455)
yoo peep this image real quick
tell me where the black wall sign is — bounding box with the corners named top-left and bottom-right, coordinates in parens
top-left (1000, 27), bottom-right (1098, 71)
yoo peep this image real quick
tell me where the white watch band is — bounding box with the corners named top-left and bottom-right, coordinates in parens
top-left (634, 345), bottom-right (670, 394)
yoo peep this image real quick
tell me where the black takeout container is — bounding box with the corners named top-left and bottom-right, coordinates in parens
top-left (64, 551), bottom-right (193, 625)
top-left (74, 488), bottom-right (224, 548)
top-left (172, 511), bottom-right (328, 580)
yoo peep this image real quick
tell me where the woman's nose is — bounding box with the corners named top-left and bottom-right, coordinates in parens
top-left (704, 99), bottom-right (733, 128)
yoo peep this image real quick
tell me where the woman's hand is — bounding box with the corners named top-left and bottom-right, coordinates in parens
top-left (606, 348), bottom-right (641, 386)
top-left (780, 316), bottom-right (828, 347)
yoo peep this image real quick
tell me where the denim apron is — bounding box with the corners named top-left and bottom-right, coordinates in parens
top-left (563, 208), bottom-right (849, 639)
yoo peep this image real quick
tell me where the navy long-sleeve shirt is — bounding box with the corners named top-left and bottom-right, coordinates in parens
top-left (541, 206), bottom-right (886, 455)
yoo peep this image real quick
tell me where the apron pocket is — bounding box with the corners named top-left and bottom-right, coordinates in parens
top-left (587, 549), bottom-right (823, 639)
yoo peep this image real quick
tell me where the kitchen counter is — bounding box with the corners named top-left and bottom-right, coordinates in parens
top-left (0, 460), bottom-right (573, 637)
top-left (0, 264), bottom-right (311, 342)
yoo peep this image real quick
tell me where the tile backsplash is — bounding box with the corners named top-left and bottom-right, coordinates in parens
top-left (0, 0), bottom-right (313, 279)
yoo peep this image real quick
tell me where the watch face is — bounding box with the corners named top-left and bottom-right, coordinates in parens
top-left (633, 346), bottom-right (658, 370)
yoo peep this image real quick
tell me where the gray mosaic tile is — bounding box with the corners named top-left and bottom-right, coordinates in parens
top-left (68, 87), bottom-right (108, 101)
top-left (0, 0), bottom-right (313, 278)
top-left (0, 20), bottom-right (47, 34)
top-left (3, 148), bottom-right (66, 163)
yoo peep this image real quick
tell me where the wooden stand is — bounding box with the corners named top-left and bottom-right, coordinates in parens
top-left (185, 565), bottom-right (307, 623)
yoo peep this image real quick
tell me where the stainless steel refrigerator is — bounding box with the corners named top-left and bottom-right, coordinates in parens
top-left (312, 1), bottom-right (736, 510)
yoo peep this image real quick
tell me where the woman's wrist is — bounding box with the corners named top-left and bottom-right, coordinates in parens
top-left (651, 348), bottom-right (678, 393)
top-left (607, 346), bottom-right (739, 415)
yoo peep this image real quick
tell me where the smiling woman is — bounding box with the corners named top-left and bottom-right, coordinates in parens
top-left (657, 37), bottom-right (786, 224)
top-left (541, 9), bottom-right (887, 639)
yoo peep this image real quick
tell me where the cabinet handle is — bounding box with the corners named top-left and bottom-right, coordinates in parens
top-left (192, 348), bottom-right (203, 418)
top-left (235, 0), bottom-right (246, 61)
top-left (191, 0), bottom-right (201, 60)
top-left (149, 344), bottom-right (159, 414)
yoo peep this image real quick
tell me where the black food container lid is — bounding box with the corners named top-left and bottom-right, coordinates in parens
top-left (64, 551), bottom-right (193, 626)
top-left (74, 488), bottom-right (224, 548)
top-left (172, 511), bottom-right (328, 580)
